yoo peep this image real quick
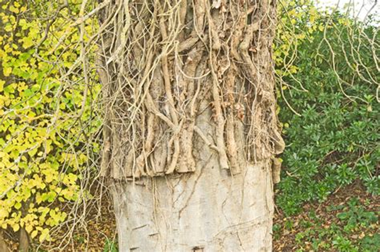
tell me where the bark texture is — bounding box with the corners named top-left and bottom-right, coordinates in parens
top-left (97, 0), bottom-right (284, 251)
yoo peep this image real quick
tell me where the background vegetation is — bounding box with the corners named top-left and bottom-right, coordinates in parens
top-left (276, 0), bottom-right (379, 216)
top-left (273, 0), bottom-right (379, 250)
top-left (0, 0), bottom-right (100, 247)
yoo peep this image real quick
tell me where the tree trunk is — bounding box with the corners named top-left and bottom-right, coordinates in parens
top-left (111, 119), bottom-right (275, 251)
top-left (19, 228), bottom-right (30, 252)
top-left (97, 0), bottom-right (284, 251)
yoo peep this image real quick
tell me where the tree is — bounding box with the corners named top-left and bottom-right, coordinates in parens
top-left (97, 0), bottom-right (284, 251)
top-left (0, 1), bottom-right (99, 251)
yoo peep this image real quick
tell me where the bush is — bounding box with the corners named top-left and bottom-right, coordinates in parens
top-left (275, 6), bottom-right (379, 215)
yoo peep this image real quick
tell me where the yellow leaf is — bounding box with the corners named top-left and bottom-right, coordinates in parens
top-left (31, 230), bottom-right (38, 239)
top-left (9, 5), bottom-right (19, 14)
top-left (13, 223), bottom-right (20, 232)
top-left (15, 202), bottom-right (22, 210)
top-left (22, 37), bottom-right (34, 49)
top-left (0, 80), bottom-right (4, 91)
top-left (25, 224), bottom-right (33, 233)
top-left (3, 67), bottom-right (12, 77)
top-left (45, 140), bottom-right (52, 154)
top-left (29, 147), bottom-right (38, 157)
top-left (39, 228), bottom-right (49, 242)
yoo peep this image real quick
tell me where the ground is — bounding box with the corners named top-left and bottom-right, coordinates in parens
top-left (273, 181), bottom-right (380, 252)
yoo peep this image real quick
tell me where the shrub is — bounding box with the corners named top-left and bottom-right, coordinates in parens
top-left (275, 4), bottom-right (379, 215)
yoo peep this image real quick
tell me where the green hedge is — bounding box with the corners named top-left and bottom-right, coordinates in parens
top-left (276, 12), bottom-right (380, 215)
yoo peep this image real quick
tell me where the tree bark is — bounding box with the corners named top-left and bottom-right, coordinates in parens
top-left (19, 228), bottom-right (30, 252)
top-left (97, 0), bottom-right (284, 251)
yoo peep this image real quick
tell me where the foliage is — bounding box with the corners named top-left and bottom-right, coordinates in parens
top-left (0, 0), bottom-right (100, 243)
top-left (275, 0), bottom-right (323, 77)
top-left (275, 1), bottom-right (380, 216)
top-left (103, 237), bottom-right (118, 252)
